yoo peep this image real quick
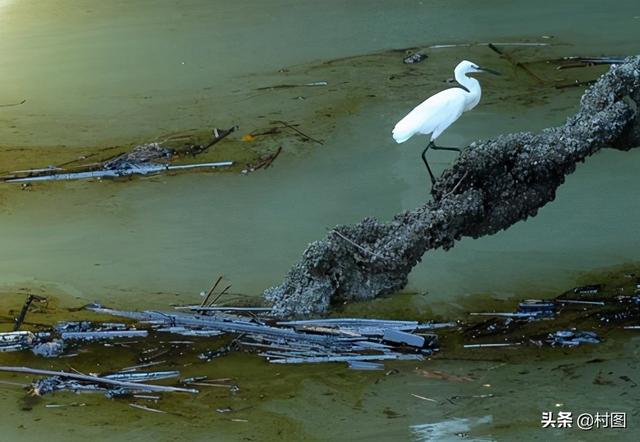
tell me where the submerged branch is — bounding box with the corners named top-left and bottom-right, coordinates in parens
top-left (265, 55), bottom-right (640, 317)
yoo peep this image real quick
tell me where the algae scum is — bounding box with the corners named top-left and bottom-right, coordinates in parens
top-left (2, 0), bottom-right (640, 441)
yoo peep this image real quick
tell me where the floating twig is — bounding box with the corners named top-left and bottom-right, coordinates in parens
top-left (463, 343), bottom-right (521, 348)
top-left (273, 120), bottom-right (323, 145)
top-left (487, 43), bottom-right (544, 83)
top-left (411, 393), bottom-right (438, 403)
top-left (256, 81), bottom-right (327, 91)
top-left (0, 99), bottom-right (26, 108)
top-left (129, 403), bottom-right (167, 414)
top-left (262, 146), bottom-right (283, 169)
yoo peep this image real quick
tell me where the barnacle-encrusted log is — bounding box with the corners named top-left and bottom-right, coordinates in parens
top-left (265, 56), bottom-right (640, 317)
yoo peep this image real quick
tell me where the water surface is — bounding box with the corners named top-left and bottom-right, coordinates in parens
top-left (1, 1), bottom-right (640, 441)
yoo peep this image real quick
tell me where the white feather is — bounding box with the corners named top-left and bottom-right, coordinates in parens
top-left (392, 60), bottom-right (485, 144)
top-left (392, 88), bottom-right (467, 143)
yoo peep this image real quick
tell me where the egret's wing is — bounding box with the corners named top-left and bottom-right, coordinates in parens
top-left (392, 88), bottom-right (467, 143)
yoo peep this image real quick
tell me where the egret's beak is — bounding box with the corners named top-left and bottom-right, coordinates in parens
top-left (478, 66), bottom-right (501, 75)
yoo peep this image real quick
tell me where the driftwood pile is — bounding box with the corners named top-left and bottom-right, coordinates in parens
top-left (4, 273), bottom-right (640, 403)
top-left (87, 305), bottom-right (443, 368)
top-left (1, 126), bottom-right (238, 183)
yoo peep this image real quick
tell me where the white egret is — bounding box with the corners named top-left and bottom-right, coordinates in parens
top-left (392, 60), bottom-right (499, 185)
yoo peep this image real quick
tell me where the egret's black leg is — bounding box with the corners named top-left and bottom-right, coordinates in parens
top-left (421, 141), bottom-right (436, 186)
top-left (431, 143), bottom-right (461, 153)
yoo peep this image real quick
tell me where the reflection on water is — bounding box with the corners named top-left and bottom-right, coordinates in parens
top-left (1, 0), bottom-right (640, 441)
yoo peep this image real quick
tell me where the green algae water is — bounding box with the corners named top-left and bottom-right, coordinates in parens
top-left (1, 0), bottom-right (640, 440)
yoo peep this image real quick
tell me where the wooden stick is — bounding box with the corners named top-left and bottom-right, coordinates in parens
top-left (208, 284), bottom-right (232, 307)
top-left (463, 343), bottom-right (521, 348)
top-left (487, 43), bottom-right (545, 83)
top-left (203, 125), bottom-right (238, 150)
top-left (174, 306), bottom-right (272, 312)
top-left (0, 99), bottom-right (26, 108)
top-left (440, 171), bottom-right (469, 199)
top-left (0, 366), bottom-right (198, 394)
top-left (263, 146), bottom-right (283, 169)
top-left (129, 403), bottom-right (166, 414)
top-left (14, 294), bottom-right (45, 331)
top-left (200, 276), bottom-right (223, 307)
top-left (411, 393), bottom-right (438, 403)
top-left (274, 120), bottom-right (323, 145)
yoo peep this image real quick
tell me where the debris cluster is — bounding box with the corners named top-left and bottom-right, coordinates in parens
top-left (102, 143), bottom-right (173, 170)
top-left (85, 305), bottom-right (443, 366)
top-left (3, 273), bottom-right (640, 405)
top-left (403, 52), bottom-right (428, 64)
top-left (1, 126), bottom-right (238, 183)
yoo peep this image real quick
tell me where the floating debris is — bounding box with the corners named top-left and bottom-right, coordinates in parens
top-left (0, 331), bottom-right (38, 352)
top-left (31, 340), bottom-right (65, 358)
top-left (129, 403), bottom-right (167, 414)
top-left (5, 162), bottom-right (234, 183)
top-left (403, 52), bottom-right (427, 64)
top-left (555, 56), bottom-right (626, 70)
top-left (103, 143), bottom-right (173, 170)
top-left (103, 371), bottom-right (180, 383)
top-left (256, 81), bottom-right (327, 90)
top-left (463, 342), bottom-right (521, 349)
top-left (2, 126), bottom-right (237, 183)
top-left (348, 361), bottom-right (384, 371)
top-left (242, 146), bottom-right (283, 174)
top-left (573, 284), bottom-right (602, 295)
top-left (516, 300), bottom-right (556, 318)
top-left (0, 99), bottom-right (26, 107)
top-left (546, 330), bottom-right (601, 347)
top-left (55, 321), bottom-right (148, 341)
top-left (86, 305), bottom-right (438, 366)
top-left (61, 330), bottom-right (149, 340)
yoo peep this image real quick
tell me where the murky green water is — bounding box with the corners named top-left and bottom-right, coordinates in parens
top-left (1, 0), bottom-right (640, 440)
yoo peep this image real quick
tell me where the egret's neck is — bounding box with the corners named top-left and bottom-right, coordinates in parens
top-left (455, 71), bottom-right (481, 111)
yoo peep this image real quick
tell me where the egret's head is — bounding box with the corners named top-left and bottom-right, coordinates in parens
top-left (456, 60), bottom-right (501, 76)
